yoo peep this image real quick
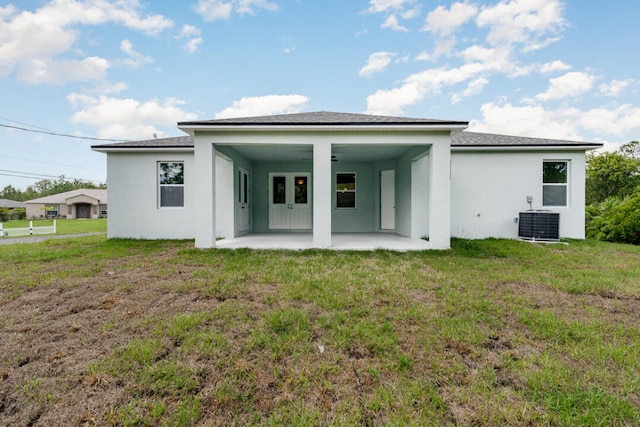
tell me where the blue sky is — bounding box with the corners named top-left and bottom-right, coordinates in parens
top-left (1, 0), bottom-right (639, 190)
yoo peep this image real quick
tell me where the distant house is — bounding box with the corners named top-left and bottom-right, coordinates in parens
top-left (92, 111), bottom-right (601, 250)
top-left (0, 199), bottom-right (26, 209)
top-left (25, 189), bottom-right (107, 219)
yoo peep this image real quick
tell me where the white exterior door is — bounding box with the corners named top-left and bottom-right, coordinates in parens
top-left (381, 169), bottom-right (395, 230)
top-left (269, 173), bottom-right (311, 230)
top-left (238, 168), bottom-right (250, 232)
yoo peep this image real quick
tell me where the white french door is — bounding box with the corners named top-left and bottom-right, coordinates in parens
top-left (238, 168), bottom-right (250, 232)
top-left (269, 173), bottom-right (312, 230)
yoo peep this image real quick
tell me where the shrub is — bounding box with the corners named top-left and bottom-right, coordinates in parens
top-left (587, 191), bottom-right (640, 245)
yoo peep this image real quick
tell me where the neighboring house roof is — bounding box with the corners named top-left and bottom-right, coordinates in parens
top-left (25, 189), bottom-right (107, 204)
top-left (0, 199), bottom-right (25, 208)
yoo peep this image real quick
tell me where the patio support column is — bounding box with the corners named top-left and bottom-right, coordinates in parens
top-left (313, 141), bottom-right (332, 248)
top-left (429, 139), bottom-right (451, 249)
top-left (194, 138), bottom-right (216, 248)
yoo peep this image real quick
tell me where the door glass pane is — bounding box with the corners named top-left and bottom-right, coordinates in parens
top-left (243, 173), bottom-right (248, 204)
top-left (294, 176), bottom-right (307, 204)
top-left (273, 176), bottom-right (286, 204)
top-left (238, 171), bottom-right (241, 203)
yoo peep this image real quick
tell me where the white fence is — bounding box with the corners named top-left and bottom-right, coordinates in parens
top-left (0, 220), bottom-right (56, 237)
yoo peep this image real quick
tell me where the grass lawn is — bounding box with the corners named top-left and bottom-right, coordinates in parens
top-left (1, 218), bottom-right (106, 235)
top-left (0, 237), bottom-right (639, 425)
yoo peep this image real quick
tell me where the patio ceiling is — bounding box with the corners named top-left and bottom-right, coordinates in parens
top-left (222, 144), bottom-right (428, 163)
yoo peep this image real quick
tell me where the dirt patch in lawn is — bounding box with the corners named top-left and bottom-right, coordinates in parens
top-left (1, 242), bottom-right (639, 426)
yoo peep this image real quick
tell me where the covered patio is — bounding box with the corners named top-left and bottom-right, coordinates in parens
top-left (215, 232), bottom-right (431, 251)
top-left (179, 112), bottom-right (468, 250)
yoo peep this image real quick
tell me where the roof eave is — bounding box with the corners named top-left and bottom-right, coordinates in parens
top-left (451, 144), bottom-right (603, 151)
top-left (177, 123), bottom-right (469, 132)
top-left (91, 146), bottom-right (194, 153)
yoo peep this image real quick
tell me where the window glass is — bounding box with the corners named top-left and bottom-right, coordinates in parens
top-left (45, 204), bottom-right (58, 218)
top-left (543, 162), bottom-right (567, 184)
top-left (543, 161), bottom-right (568, 207)
top-left (336, 173), bottom-right (356, 208)
top-left (273, 176), bottom-right (286, 204)
top-left (294, 176), bottom-right (308, 204)
top-left (159, 162), bottom-right (184, 207)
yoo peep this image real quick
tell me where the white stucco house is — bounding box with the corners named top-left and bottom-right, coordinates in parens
top-left (92, 111), bottom-right (601, 250)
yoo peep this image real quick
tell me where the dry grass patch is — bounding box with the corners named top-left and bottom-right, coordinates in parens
top-left (0, 236), bottom-right (639, 425)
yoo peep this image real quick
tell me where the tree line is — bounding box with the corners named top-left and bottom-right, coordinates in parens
top-left (0, 176), bottom-right (105, 202)
top-left (586, 141), bottom-right (640, 245)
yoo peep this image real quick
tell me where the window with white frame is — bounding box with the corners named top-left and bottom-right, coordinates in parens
top-left (158, 162), bottom-right (185, 207)
top-left (100, 204), bottom-right (108, 216)
top-left (336, 172), bottom-right (356, 208)
top-left (543, 161), bottom-right (568, 207)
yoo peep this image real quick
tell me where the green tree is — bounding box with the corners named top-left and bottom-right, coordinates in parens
top-left (620, 140), bottom-right (640, 159)
top-left (586, 150), bottom-right (640, 204)
top-left (0, 185), bottom-right (25, 201)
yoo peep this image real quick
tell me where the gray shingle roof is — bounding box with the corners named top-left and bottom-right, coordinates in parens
top-left (452, 131), bottom-right (602, 148)
top-left (178, 111), bottom-right (468, 126)
top-left (0, 199), bottom-right (25, 208)
top-left (92, 135), bottom-right (194, 150)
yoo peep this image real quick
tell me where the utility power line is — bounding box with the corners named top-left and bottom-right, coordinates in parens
top-left (0, 169), bottom-right (104, 184)
top-left (0, 122), bottom-right (129, 142)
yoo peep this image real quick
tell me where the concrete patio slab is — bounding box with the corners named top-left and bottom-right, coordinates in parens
top-left (215, 233), bottom-right (431, 251)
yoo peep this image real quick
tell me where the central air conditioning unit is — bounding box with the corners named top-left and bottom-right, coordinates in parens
top-left (518, 210), bottom-right (560, 241)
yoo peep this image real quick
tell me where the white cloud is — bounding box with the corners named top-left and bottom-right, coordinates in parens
top-left (433, 37), bottom-right (458, 57)
top-left (367, 0), bottom-right (416, 14)
top-left (366, 43), bottom-right (518, 115)
top-left (469, 102), bottom-right (582, 140)
top-left (381, 14), bottom-right (408, 31)
top-left (214, 95), bottom-right (310, 119)
top-left (451, 77), bottom-right (489, 104)
top-left (68, 93), bottom-right (198, 139)
top-left (599, 79), bottom-right (634, 97)
top-left (367, 64), bottom-right (487, 115)
top-left (470, 101), bottom-right (640, 142)
top-left (177, 25), bottom-right (203, 54)
top-left (194, 0), bottom-right (277, 21)
top-left (184, 37), bottom-right (203, 54)
top-left (539, 60), bottom-right (571, 73)
top-left (416, 51), bottom-right (431, 61)
top-left (120, 39), bottom-right (153, 67)
top-left (281, 36), bottom-right (295, 54)
top-left (424, 1), bottom-right (478, 36)
top-left (367, 0), bottom-right (419, 31)
top-left (476, 0), bottom-right (566, 50)
top-left (359, 52), bottom-right (395, 77)
top-left (0, 0), bottom-right (173, 83)
top-left (19, 56), bottom-right (110, 84)
top-left (535, 71), bottom-right (596, 101)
